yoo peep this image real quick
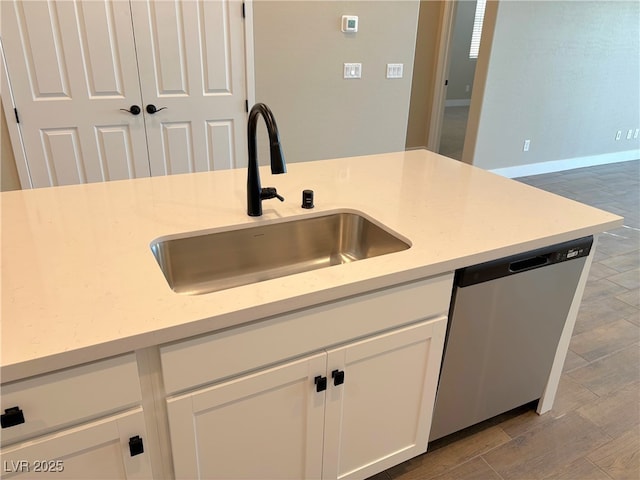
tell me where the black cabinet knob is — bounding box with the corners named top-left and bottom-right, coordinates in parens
top-left (1, 407), bottom-right (25, 428)
top-left (332, 369), bottom-right (345, 386)
top-left (129, 436), bottom-right (144, 456)
top-left (314, 375), bottom-right (327, 392)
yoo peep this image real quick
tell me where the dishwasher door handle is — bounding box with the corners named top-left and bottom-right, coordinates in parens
top-left (509, 255), bottom-right (550, 272)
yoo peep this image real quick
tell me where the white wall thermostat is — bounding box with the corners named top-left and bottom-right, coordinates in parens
top-left (341, 15), bottom-right (358, 33)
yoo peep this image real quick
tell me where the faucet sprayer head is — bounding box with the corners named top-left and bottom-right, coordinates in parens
top-left (270, 142), bottom-right (286, 174)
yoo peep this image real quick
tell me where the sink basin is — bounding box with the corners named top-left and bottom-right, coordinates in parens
top-left (150, 211), bottom-right (410, 295)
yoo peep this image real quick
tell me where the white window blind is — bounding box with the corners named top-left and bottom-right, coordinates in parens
top-left (469, 0), bottom-right (487, 59)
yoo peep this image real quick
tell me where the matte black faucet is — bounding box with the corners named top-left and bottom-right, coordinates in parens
top-left (247, 103), bottom-right (287, 216)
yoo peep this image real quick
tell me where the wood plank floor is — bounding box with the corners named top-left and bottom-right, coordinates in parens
top-left (373, 160), bottom-right (640, 480)
top-left (438, 106), bottom-right (469, 161)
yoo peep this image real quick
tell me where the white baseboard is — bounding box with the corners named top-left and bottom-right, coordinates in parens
top-left (490, 150), bottom-right (640, 178)
top-left (444, 99), bottom-right (471, 108)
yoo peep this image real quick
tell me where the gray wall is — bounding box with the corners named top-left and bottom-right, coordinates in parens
top-left (446, 0), bottom-right (477, 102)
top-left (253, 1), bottom-right (420, 163)
top-left (464, 0), bottom-right (640, 170)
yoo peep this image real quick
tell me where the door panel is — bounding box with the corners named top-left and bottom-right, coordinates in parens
top-left (167, 353), bottom-right (326, 480)
top-left (144, 0), bottom-right (186, 94)
top-left (160, 122), bottom-right (194, 175)
top-left (323, 318), bottom-right (447, 480)
top-left (132, 0), bottom-right (247, 175)
top-left (17, 1), bottom-right (70, 98)
top-left (41, 128), bottom-right (85, 185)
top-left (201, 0), bottom-right (232, 94)
top-left (95, 125), bottom-right (140, 181)
top-left (0, 409), bottom-right (152, 479)
top-left (2, 0), bottom-right (150, 188)
top-left (207, 120), bottom-right (235, 170)
top-left (76, 0), bottom-right (128, 98)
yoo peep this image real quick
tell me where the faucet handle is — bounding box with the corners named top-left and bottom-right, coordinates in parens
top-left (261, 187), bottom-right (285, 202)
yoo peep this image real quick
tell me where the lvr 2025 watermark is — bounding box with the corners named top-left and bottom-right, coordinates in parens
top-left (3, 460), bottom-right (65, 473)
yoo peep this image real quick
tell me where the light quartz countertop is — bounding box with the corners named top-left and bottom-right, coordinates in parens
top-left (0, 150), bottom-right (622, 383)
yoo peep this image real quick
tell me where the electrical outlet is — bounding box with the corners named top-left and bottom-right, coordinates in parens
top-left (615, 130), bottom-right (622, 140)
top-left (634, 128), bottom-right (639, 139)
top-left (465, 84), bottom-right (470, 93)
top-left (523, 139), bottom-right (530, 152)
top-left (626, 129), bottom-right (633, 140)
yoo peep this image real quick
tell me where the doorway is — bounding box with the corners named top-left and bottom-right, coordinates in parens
top-left (438, 0), bottom-right (486, 161)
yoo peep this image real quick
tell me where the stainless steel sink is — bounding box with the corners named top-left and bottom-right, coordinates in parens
top-left (150, 211), bottom-right (410, 295)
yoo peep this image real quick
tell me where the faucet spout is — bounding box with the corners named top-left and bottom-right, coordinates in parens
top-left (247, 103), bottom-right (287, 216)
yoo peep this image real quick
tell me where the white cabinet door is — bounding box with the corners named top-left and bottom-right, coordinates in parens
top-left (322, 317), bottom-right (447, 480)
top-left (1, 0), bottom-right (151, 188)
top-left (131, 0), bottom-right (249, 174)
top-left (0, 408), bottom-right (152, 479)
top-left (167, 353), bottom-right (327, 480)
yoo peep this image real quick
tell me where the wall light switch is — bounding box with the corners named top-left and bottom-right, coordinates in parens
top-left (634, 128), bottom-right (639, 139)
top-left (386, 64), bottom-right (403, 79)
top-left (344, 63), bottom-right (362, 79)
top-left (523, 139), bottom-right (530, 152)
top-left (627, 129), bottom-right (633, 140)
top-left (615, 130), bottom-right (622, 140)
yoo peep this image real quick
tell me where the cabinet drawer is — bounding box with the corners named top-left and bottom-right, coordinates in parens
top-left (1, 354), bottom-right (142, 446)
top-left (0, 407), bottom-right (153, 479)
top-left (161, 274), bottom-right (453, 394)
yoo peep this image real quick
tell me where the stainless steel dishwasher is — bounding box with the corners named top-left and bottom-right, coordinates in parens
top-left (429, 236), bottom-right (593, 441)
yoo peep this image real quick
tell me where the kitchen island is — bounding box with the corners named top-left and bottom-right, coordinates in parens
top-left (0, 150), bottom-right (623, 479)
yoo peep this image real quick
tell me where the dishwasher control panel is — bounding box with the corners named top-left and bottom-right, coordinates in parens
top-left (554, 243), bottom-right (591, 262)
top-left (457, 236), bottom-right (593, 287)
